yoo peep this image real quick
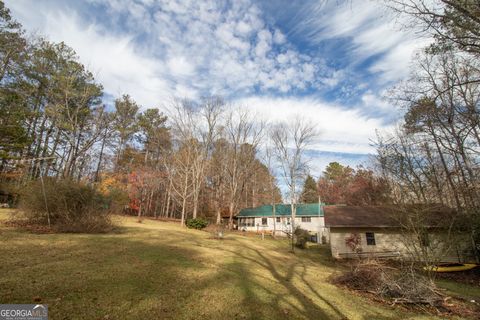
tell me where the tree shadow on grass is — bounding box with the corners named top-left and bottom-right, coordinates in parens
top-left (79, 233), bottom-right (347, 319)
top-left (1, 232), bottom-right (227, 319)
top-left (1, 226), bottom-right (414, 320)
top-left (215, 244), bottom-right (343, 319)
top-left (300, 245), bottom-right (338, 268)
top-left (215, 238), bottom-right (414, 320)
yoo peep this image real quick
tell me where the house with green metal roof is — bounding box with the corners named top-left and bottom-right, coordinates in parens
top-left (237, 203), bottom-right (328, 243)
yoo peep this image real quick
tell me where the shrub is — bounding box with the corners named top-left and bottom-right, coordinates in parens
top-left (345, 233), bottom-right (363, 253)
top-left (321, 235), bottom-right (327, 244)
top-left (97, 174), bottom-right (129, 213)
top-left (186, 218), bottom-right (208, 230)
top-left (0, 181), bottom-right (20, 208)
top-left (102, 186), bottom-right (129, 214)
top-left (294, 227), bottom-right (310, 249)
top-left (19, 178), bottom-right (112, 233)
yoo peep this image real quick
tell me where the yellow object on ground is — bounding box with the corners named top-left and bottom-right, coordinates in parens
top-left (425, 263), bottom-right (478, 273)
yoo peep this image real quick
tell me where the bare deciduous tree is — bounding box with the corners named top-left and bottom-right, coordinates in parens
top-left (224, 109), bottom-right (264, 229)
top-left (376, 48), bottom-right (480, 261)
top-left (271, 116), bottom-right (317, 251)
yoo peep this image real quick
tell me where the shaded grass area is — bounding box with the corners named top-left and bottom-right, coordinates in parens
top-left (0, 210), bottom-right (465, 319)
top-left (437, 279), bottom-right (480, 302)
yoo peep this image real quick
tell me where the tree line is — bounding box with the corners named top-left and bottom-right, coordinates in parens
top-left (294, 162), bottom-right (390, 206)
top-left (0, 2), bottom-right (284, 227)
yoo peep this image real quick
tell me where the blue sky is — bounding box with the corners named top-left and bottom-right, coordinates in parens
top-left (6, 0), bottom-right (431, 178)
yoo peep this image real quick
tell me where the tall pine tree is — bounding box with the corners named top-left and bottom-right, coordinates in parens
top-left (300, 175), bottom-right (318, 203)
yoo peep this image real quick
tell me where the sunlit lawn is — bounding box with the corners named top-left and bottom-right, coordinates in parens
top-left (0, 209), bottom-right (474, 319)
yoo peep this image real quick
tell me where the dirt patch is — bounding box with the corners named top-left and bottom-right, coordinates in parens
top-left (4, 219), bottom-right (55, 233)
top-left (4, 218), bottom-right (119, 234)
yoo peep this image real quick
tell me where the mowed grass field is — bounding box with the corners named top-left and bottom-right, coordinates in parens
top-left (0, 209), bottom-right (476, 320)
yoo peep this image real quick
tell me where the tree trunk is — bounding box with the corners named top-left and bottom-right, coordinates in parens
top-left (181, 196), bottom-right (187, 226)
top-left (216, 207), bottom-right (222, 225)
top-left (228, 201), bottom-right (235, 230)
top-left (137, 203), bottom-right (143, 222)
top-left (181, 172), bottom-right (189, 226)
top-left (272, 203), bottom-right (276, 238)
top-left (165, 189), bottom-right (171, 218)
top-left (192, 192), bottom-right (198, 219)
top-left (94, 128), bottom-right (107, 182)
top-left (290, 179), bottom-right (296, 252)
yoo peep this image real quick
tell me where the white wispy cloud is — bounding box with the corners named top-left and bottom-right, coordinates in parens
top-left (7, 0), bottom-right (329, 106)
top-left (48, 13), bottom-right (171, 108)
top-left (5, 0), bottom-right (416, 173)
top-left (7, 1), bottom-right (171, 107)
top-left (291, 0), bottom-right (432, 84)
top-left (239, 96), bottom-right (395, 155)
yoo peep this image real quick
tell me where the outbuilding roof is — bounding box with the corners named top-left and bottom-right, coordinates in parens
top-left (324, 205), bottom-right (456, 228)
top-left (237, 203), bottom-right (324, 217)
top-left (324, 206), bottom-right (398, 228)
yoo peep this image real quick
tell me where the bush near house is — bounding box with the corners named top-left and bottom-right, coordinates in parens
top-left (186, 218), bottom-right (208, 230)
top-left (294, 227), bottom-right (310, 249)
top-left (18, 178), bottom-right (112, 233)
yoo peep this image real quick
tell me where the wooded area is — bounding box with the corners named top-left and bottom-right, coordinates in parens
top-left (0, 1), bottom-right (287, 228)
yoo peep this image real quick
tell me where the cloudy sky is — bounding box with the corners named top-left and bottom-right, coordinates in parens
top-left (6, 0), bottom-right (430, 177)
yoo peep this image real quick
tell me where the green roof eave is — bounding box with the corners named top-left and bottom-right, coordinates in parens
top-left (237, 204), bottom-right (324, 217)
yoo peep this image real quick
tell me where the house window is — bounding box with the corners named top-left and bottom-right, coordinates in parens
top-left (276, 217), bottom-right (281, 223)
top-left (262, 218), bottom-right (268, 226)
top-left (301, 217), bottom-right (311, 223)
top-left (366, 232), bottom-right (376, 245)
top-left (241, 217), bottom-right (255, 227)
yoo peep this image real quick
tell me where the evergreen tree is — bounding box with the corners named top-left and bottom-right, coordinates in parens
top-left (113, 94), bottom-right (139, 170)
top-left (0, 1), bottom-right (29, 162)
top-left (136, 108), bottom-right (170, 165)
top-left (300, 175), bottom-right (318, 203)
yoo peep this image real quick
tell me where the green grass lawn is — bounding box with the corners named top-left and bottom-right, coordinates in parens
top-left (0, 209), bottom-right (473, 319)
